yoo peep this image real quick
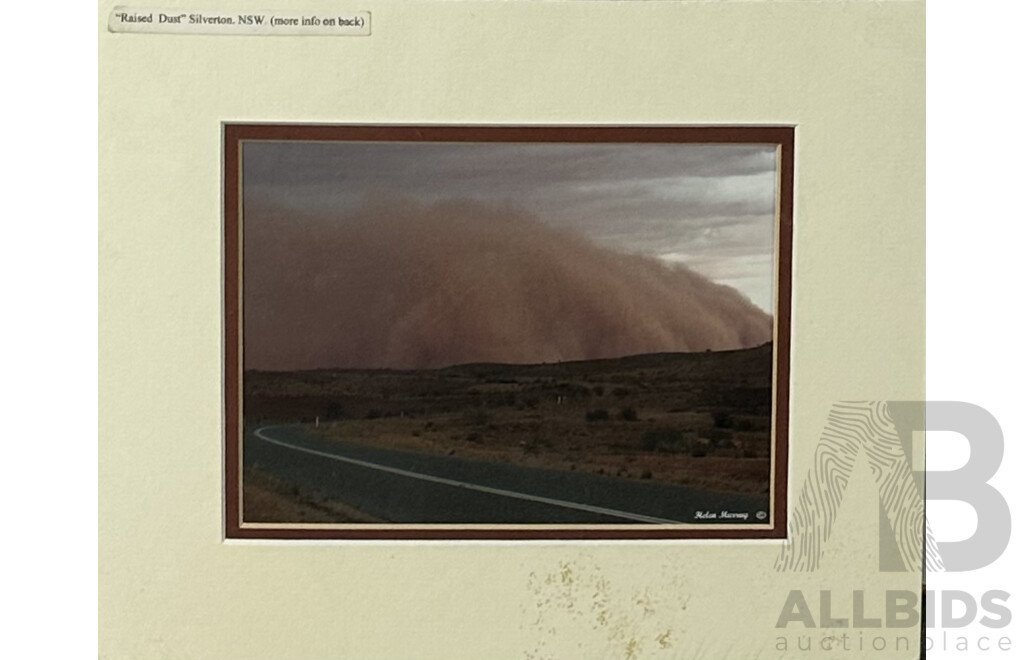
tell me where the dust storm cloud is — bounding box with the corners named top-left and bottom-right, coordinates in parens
top-left (243, 200), bottom-right (773, 371)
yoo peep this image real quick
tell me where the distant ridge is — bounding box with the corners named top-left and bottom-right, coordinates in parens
top-left (247, 342), bottom-right (773, 377)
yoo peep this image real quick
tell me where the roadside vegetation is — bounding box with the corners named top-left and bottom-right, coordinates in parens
top-left (244, 343), bottom-right (774, 494)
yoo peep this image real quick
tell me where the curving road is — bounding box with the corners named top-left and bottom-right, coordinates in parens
top-left (245, 423), bottom-right (770, 525)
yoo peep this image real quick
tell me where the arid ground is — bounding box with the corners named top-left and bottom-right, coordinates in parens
top-left (242, 343), bottom-right (775, 520)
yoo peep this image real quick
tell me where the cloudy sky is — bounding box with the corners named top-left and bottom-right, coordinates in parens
top-left (243, 141), bottom-right (778, 311)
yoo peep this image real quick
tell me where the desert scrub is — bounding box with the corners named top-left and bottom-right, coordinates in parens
top-left (640, 427), bottom-right (684, 452)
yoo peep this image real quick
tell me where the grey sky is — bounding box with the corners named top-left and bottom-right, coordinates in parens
top-left (244, 141), bottom-right (778, 311)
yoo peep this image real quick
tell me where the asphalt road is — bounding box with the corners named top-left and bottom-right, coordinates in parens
top-left (245, 423), bottom-right (770, 525)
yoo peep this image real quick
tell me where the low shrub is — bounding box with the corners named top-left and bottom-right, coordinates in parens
top-left (641, 427), bottom-right (683, 452)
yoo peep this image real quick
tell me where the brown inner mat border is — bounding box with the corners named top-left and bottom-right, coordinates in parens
top-left (224, 123), bottom-right (793, 540)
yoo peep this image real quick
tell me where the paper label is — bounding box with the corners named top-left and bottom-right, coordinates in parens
top-left (108, 6), bottom-right (370, 36)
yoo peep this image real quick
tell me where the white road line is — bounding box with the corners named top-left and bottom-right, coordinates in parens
top-left (253, 425), bottom-right (682, 524)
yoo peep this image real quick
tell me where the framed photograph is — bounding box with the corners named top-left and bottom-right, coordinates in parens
top-left (224, 125), bottom-right (793, 539)
top-left (101, 2), bottom-right (924, 658)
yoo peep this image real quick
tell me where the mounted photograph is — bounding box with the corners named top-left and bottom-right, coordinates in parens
top-left (224, 125), bottom-right (793, 539)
